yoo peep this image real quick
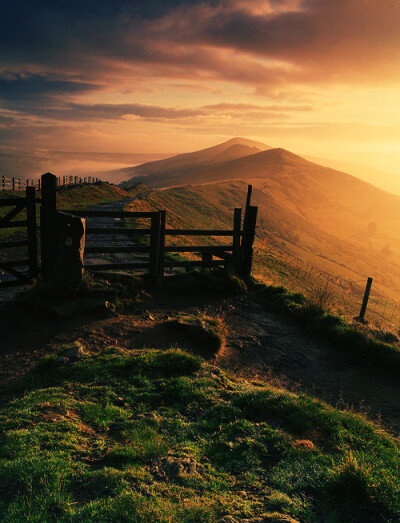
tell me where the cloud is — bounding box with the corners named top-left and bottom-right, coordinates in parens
top-left (1, 0), bottom-right (399, 161)
top-left (0, 74), bottom-right (99, 101)
top-left (3, 97), bottom-right (310, 123)
top-left (41, 103), bottom-right (206, 121)
top-left (2, 0), bottom-right (400, 92)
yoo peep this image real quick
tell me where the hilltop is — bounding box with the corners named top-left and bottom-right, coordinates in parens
top-left (119, 138), bottom-right (271, 187)
top-left (118, 139), bottom-right (400, 301)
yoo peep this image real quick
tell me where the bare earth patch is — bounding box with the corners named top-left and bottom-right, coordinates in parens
top-left (2, 285), bottom-right (400, 435)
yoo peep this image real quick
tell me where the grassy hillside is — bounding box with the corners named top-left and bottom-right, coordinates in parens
top-left (121, 140), bottom-right (400, 305)
top-left (0, 182), bottom-right (132, 244)
top-left (3, 177), bottom-right (400, 521)
top-left (123, 181), bottom-right (400, 328)
top-left (120, 138), bottom-right (270, 187)
top-left (2, 343), bottom-right (400, 522)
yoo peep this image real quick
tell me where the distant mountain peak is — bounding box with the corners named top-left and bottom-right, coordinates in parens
top-left (220, 137), bottom-right (270, 149)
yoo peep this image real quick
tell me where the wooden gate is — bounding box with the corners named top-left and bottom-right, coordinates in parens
top-left (40, 173), bottom-right (258, 283)
top-left (0, 187), bottom-right (38, 287)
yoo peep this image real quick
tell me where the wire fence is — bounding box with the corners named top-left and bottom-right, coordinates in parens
top-left (253, 236), bottom-right (400, 334)
top-left (1, 175), bottom-right (102, 191)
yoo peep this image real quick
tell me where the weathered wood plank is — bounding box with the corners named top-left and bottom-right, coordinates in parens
top-left (86, 227), bottom-right (152, 235)
top-left (0, 197), bottom-right (27, 207)
top-left (164, 260), bottom-right (224, 268)
top-left (0, 201), bottom-right (26, 227)
top-left (149, 212), bottom-right (161, 281)
top-left (85, 245), bottom-right (150, 253)
top-left (0, 240), bottom-right (28, 248)
top-left (165, 229), bottom-right (235, 236)
top-left (62, 210), bottom-right (155, 218)
top-left (0, 220), bottom-right (27, 229)
top-left (86, 262), bottom-right (150, 270)
top-left (26, 186), bottom-right (38, 278)
top-left (164, 245), bottom-right (233, 253)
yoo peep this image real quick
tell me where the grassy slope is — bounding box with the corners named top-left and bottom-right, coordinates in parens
top-left (2, 183), bottom-right (400, 521)
top-left (126, 147), bottom-right (400, 302)
top-left (1, 344), bottom-right (400, 522)
top-left (56, 183), bottom-right (132, 210)
top-left (125, 182), bottom-right (400, 328)
top-left (0, 183), bottom-right (132, 252)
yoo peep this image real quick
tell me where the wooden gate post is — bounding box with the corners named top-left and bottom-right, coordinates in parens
top-left (232, 207), bottom-right (242, 275)
top-left (40, 173), bottom-right (57, 280)
top-left (149, 211), bottom-right (161, 283)
top-left (242, 184), bottom-right (253, 236)
top-left (159, 210), bottom-right (166, 280)
top-left (26, 186), bottom-right (38, 278)
top-left (240, 205), bottom-right (258, 279)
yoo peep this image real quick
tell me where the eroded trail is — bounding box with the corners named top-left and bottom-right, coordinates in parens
top-left (1, 287), bottom-right (400, 435)
top-left (214, 297), bottom-right (400, 435)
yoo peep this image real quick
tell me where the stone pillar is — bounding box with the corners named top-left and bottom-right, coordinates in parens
top-left (51, 211), bottom-right (85, 288)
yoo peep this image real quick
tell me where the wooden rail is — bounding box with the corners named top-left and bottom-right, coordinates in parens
top-left (40, 174), bottom-right (258, 284)
top-left (0, 186), bottom-right (38, 287)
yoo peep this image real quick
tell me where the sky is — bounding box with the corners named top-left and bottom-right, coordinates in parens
top-left (1, 0), bottom-right (400, 184)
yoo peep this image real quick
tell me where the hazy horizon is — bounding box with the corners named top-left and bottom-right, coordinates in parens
top-left (2, 1), bottom-right (400, 192)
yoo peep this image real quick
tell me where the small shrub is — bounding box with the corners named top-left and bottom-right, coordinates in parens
top-left (327, 452), bottom-right (375, 507)
top-left (305, 282), bottom-right (336, 312)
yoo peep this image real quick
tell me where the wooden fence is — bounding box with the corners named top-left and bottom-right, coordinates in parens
top-left (1, 174), bottom-right (102, 192)
top-left (40, 173), bottom-right (258, 282)
top-left (0, 187), bottom-right (38, 287)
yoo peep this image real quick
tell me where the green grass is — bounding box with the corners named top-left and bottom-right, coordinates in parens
top-left (1, 345), bottom-right (400, 521)
top-left (57, 182), bottom-right (132, 211)
top-left (256, 283), bottom-right (400, 379)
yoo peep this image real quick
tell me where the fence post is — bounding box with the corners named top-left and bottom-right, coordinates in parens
top-left (356, 277), bottom-right (373, 323)
top-left (233, 207), bottom-right (242, 275)
top-left (26, 186), bottom-right (38, 279)
top-left (12, 177), bottom-right (15, 190)
top-left (40, 173), bottom-right (57, 280)
top-left (38, 178), bottom-right (41, 191)
top-left (242, 184), bottom-right (252, 227)
top-left (1, 176), bottom-right (4, 189)
top-left (149, 211), bottom-right (161, 283)
top-left (159, 210), bottom-right (166, 280)
top-left (202, 251), bottom-right (213, 268)
top-left (240, 205), bottom-right (258, 279)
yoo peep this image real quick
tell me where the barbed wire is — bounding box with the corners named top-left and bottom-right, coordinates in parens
top-left (253, 236), bottom-right (400, 333)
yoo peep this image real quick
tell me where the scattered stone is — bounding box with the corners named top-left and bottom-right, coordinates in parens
top-left (294, 439), bottom-right (315, 451)
top-left (55, 342), bottom-right (86, 367)
top-left (159, 455), bottom-right (204, 480)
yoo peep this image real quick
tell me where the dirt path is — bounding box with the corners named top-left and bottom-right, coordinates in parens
top-left (214, 297), bottom-right (400, 434)
top-left (83, 196), bottom-right (145, 268)
top-left (2, 278), bottom-right (400, 436)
